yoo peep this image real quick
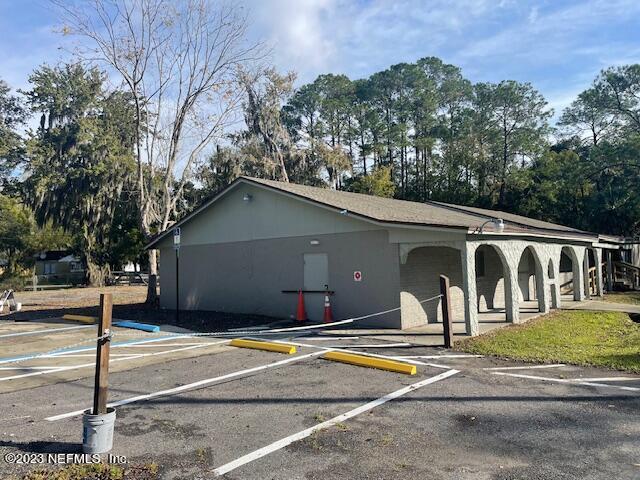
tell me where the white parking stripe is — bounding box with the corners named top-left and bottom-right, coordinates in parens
top-left (297, 337), bottom-right (360, 341)
top-left (0, 334), bottom-right (201, 365)
top-left (483, 364), bottom-right (565, 371)
top-left (0, 357), bottom-right (143, 381)
top-left (113, 342), bottom-right (215, 348)
top-left (46, 351), bottom-right (325, 421)
top-left (0, 324), bottom-right (95, 339)
top-left (0, 366), bottom-right (78, 371)
top-left (492, 372), bottom-right (640, 392)
top-left (211, 369), bottom-right (459, 477)
top-left (0, 342), bottom-right (228, 382)
top-left (39, 353), bottom-right (136, 358)
top-left (269, 339), bottom-right (454, 370)
top-left (396, 355), bottom-right (484, 359)
top-left (323, 343), bottom-right (412, 348)
top-left (567, 377), bottom-right (640, 382)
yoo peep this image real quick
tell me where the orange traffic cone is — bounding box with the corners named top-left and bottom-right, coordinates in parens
top-left (322, 291), bottom-right (333, 323)
top-left (296, 290), bottom-right (307, 322)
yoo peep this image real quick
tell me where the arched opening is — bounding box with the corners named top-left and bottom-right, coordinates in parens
top-left (548, 258), bottom-right (559, 308)
top-left (399, 246), bottom-right (465, 329)
top-left (474, 244), bottom-right (509, 324)
top-left (559, 246), bottom-right (581, 301)
top-left (517, 246), bottom-right (545, 314)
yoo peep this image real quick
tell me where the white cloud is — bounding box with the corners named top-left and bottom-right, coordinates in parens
top-left (457, 0), bottom-right (640, 63)
top-left (242, 0), bottom-right (505, 81)
top-left (242, 0), bottom-right (340, 80)
top-left (3, 0), bottom-right (639, 128)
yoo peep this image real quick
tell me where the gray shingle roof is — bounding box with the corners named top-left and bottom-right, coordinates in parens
top-left (244, 177), bottom-right (594, 237)
top-left (146, 176), bottom-right (597, 249)
top-left (429, 201), bottom-right (589, 234)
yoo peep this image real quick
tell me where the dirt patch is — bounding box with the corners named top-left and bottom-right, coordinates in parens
top-left (118, 417), bottom-right (205, 439)
top-left (4, 462), bottom-right (159, 480)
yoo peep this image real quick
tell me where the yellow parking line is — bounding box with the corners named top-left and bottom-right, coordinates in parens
top-left (230, 339), bottom-right (297, 355)
top-left (322, 351), bottom-right (416, 375)
top-left (62, 314), bottom-right (97, 324)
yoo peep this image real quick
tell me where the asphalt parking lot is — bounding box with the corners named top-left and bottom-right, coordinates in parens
top-left (0, 318), bottom-right (229, 393)
top-left (0, 318), bottom-right (639, 479)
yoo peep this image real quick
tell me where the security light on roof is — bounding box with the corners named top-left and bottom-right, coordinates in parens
top-left (479, 218), bottom-right (505, 234)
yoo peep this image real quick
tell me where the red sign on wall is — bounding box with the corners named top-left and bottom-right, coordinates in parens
top-left (353, 271), bottom-right (362, 282)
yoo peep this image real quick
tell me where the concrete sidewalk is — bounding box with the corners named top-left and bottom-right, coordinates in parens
top-left (324, 301), bottom-right (544, 346)
top-left (321, 320), bottom-right (504, 347)
top-left (561, 298), bottom-right (640, 314)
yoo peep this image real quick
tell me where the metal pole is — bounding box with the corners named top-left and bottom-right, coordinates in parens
top-left (440, 275), bottom-right (454, 349)
top-left (93, 293), bottom-right (112, 415)
top-left (175, 248), bottom-right (180, 325)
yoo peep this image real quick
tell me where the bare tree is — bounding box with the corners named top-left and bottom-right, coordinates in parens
top-left (54, 0), bottom-right (260, 302)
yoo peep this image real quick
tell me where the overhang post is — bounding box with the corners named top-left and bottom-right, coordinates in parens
top-left (605, 250), bottom-right (613, 292)
top-left (594, 248), bottom-right (604, 296)
top-left (583, 251), bottom-right (591, 300)
top-left (550, 253), bottom-right (561, 309)
top-left (573, 248), bottom-right (586, 301)
top-left (536, 263), bottom-right (549, 313)
top-left (505, 269), bottom-right (520, 323)
top-left (460, 243), bottom-right (479, 336)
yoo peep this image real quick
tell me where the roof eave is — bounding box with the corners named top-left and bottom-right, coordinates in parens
top-left (145, 176), bottom-right (600, 249)
top-left (144, 177), bottom-right (246, 249)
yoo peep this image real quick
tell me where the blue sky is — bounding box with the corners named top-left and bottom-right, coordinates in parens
top-left (1, 0), bottom-right (639, 120)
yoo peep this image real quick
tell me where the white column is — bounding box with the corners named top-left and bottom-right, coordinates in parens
top-left (550, 255), bottom-right (561, 309)
top-left (536, 261), bottom-right (550, 313)
top-left (594, 248), bottom-right (604, 296)
top-left (460, 243), bottom-right (479, 336)
top-left (573, 249), bottom-right (586, 301)
top-left (583, 251), bottom-right (591, 299)
top-left (504, 259), bottom-right (520, 323)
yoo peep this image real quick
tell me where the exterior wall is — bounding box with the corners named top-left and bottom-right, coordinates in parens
top-left (157, 183), bottom-right (376, 249)
top-left (35, 261), bottom-right (73, 276)
top-left (153, 179), bottom-right (596, 334)
top-left (159, 230), bottom-right (402, 327)
top-left (400, 246), bottom-right (464, 328)
top-left (398, 238), bottom-right (589, 335)
top-left (34, 260), bottom-right (84, 284)
top-left (632, 244), bottom-right (640, 268)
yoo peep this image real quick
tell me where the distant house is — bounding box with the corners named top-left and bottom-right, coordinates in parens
top-left (34, 251), bottom-right (85, 285)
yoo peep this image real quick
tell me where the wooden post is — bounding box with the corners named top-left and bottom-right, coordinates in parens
top-left (93, 293), bottom-right (113, 415)
top-left (440, 275), bottom-right (454, 349)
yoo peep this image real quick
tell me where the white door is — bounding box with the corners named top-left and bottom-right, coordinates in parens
top-left (303, 253), bottom-right (329, 321)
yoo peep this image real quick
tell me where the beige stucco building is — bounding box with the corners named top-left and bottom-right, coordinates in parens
top-left (147, 176), bottom-right (620, 335)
